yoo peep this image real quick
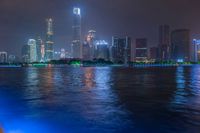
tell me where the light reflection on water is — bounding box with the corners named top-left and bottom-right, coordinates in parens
top-left (170, 66), bottom-right (187, 105)
top-left (0, 66), bottom-right (200, 133)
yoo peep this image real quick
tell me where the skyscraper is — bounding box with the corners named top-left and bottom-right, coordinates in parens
top-left (87, 30), bottom-right (96, 60)
top-left (28, 39), bottom-right (37, 63)
top-left (149, 47), bottom-right (159, 61)
top-left (0, 52), bottom-right (7, 63)
top-left (36, 36), bottom-right (43, 62)
top-left (21, 45), bottom-right (30, 63)
top-left (72, 7), bottom-right (82, 59)
top-left (135, 38), bottom-right (148, 62)
top-left (111, 37), bottom-right (131, 64)
top-left (171, 29), bottom-right (191, 62)
top-left (83, 30), bottom-right (96, 60)
top-left (41, 42), bottom-right (45, 62)
top-left (94, 40), bottom-right (110, 60)
top-left (159, 25), bottom-right (170, 61)
top-left (82, 41), bottom-right (90, 61)
top-left (193, 39), bottom-right (200, 62)
top-left (45, 18), bottom-right (54, 61)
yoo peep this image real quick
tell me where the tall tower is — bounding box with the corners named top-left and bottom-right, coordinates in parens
top-left (36, 36), bottom-right (42, 62)
top-left (28, 39), bottom-right (37, 63)
top-left (193, 39), bottom-right (200, 62)
top-left (158, 25), bottom-right (170, 61)
top-left (72, 7), bottom-right (82, 59)
top-left (45, 18), bottom-right (54, 62)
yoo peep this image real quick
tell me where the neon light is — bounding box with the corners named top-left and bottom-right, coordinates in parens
top-left (70, 61), bottom-right (81, 66)
top-left (32, 64), bottom-right (48, 67)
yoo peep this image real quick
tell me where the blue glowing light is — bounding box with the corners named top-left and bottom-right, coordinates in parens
top-left (73, 8), bottom-right (81, 15)
top-left (177, 59), bottom-right (184, 63)
top-left (95, 40), bottom-right (108, 45)
top-left (193, 39), bottom-right (200, 45)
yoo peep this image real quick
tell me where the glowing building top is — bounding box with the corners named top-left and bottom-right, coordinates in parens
top-left (73, 8), bottom-right (81, 16)
top-left (28, 39), bottom-right (36, 45)
top-left (95, 40), bottom-right (108, 45)
top-left (47, 18), bottom-right (53, 35)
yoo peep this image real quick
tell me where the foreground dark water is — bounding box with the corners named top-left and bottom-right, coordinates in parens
top-left (0, 66), bottom-right (200, 133)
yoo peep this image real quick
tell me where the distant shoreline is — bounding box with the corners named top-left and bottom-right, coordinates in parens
top-left (0, 63), bottom-right (197, 68)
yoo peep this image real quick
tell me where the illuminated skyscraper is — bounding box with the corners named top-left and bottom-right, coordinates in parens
top-left (72, 7), bottom-right (82, 59)
top-left (171, 29), bottom-right (190, 62)
top-left (28, 39), bottom-right (37, 63)
top-left (45, 18), bottom-right (54, 61)
top-left (192, 39), bottom-right (200, 62)
top-left (36, 36), bottom-right (43, 62)
top-left (41, 43), bottom-right (45, 62)
top-left (159, 25), bottom-right (170, 61)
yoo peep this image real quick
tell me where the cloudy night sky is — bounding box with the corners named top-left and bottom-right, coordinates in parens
top-left (0, 0), bottom-right (200, 56)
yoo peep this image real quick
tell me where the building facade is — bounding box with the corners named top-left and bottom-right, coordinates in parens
top-left (171, 29), bottom-right (190, 62)
top-left (0, 52), bottom-right (7, 63)
top-left (94, 40), bottom-right (110, 61)
top-left (82, 42), bottom-right (91, 60)
top-left (28, 39), bottom-right (37, 63)
top-left (192, 39), bottom-right (200, 62)
top-left (82, 30), bottom-right (96, 61)
top-left (21, 45), bottom-right (30, 63)
top-left (135, 38), bottom-right (148, 62)
top-left (149, 47), bottom-right (159, 61)
top-left (111, 37), bottom-right (131, 64)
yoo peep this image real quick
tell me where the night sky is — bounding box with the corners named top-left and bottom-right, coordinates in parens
top-left (1, 0), bottom-right (200, 56)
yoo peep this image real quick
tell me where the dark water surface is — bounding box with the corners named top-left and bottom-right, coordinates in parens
top-left (0, 66), bottom-right (200, 133)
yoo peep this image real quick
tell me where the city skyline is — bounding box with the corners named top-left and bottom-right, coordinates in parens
top-left (1, 1), bottom-right (200, 132)
top-left (1, 0), bottom-right (200, 56)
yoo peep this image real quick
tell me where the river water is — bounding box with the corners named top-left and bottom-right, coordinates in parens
top-left (0, 66), bottom-right (200, 133)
